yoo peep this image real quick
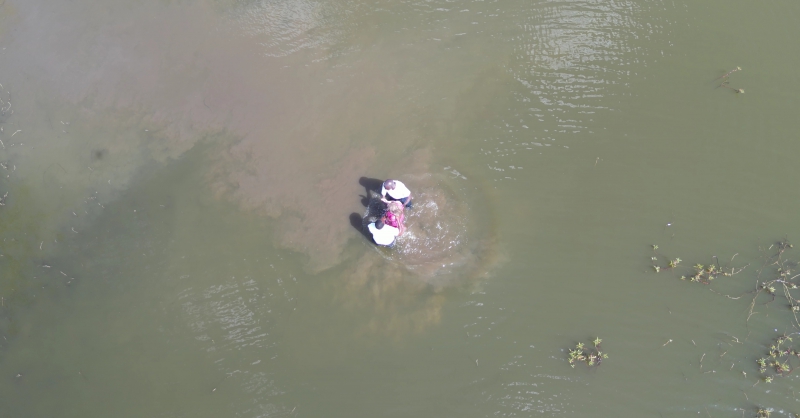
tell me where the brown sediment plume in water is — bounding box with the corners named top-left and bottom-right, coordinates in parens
top-left (217, 143), bottom-right (431, 273)
top-left (257, 146), bottom-right (378, 272)
top-left (1, 0), bottom-right (503, 282)
top-left (0, 0), bottom-right (409, 270)
top-left (327, 150), bottom-right (503, 337)
top-left (332, 213), bottom-right (502, 338)
top-left (336, 250), bottom-right (446, 337)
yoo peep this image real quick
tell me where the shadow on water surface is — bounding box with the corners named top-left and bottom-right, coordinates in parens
top-left (349, 212), bottom-right (371, 241)
top-left (358, 176), bottom-right (384, 207)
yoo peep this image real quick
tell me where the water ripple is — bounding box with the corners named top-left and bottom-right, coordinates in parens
top-left (229, 0), bottom-right (354, 57)
top-left (482, 0), bottom-right (675, 179)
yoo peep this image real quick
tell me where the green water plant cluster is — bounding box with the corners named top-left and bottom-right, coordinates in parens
top-left (651, 240), bottom-right (800, 324)
top-left (681, 262), bottom-right (735, 284)
top-left (650, 245), bottom-right (682, 274)
top-left (650, 244), bottom-right (746, 283)
top-left (652, 243), bottom-right (785, 330)
top-left (649, 239), bottom-right (800, 415)
top-left (567, 337), bottom-right (607, 368)
top-left (753, 407), bottom-right (797, 418)
top-left (756, 334), bottom-right (800, 383)
top-left (755, 407), bottom-right (773, 418)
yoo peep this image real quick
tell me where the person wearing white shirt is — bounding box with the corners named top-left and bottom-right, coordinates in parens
top-left (380, 179), bottom-right (413, 207)
top-left (367, 219), bottom-right (400, 247)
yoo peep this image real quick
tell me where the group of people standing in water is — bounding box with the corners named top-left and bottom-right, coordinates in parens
top-left (367, 179), bottom-right (413, 247)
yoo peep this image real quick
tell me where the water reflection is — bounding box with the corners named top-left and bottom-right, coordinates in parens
top-left (230, 0), bottom-right (353, 58)
top-left (479, 0), bottom-right (674, 179)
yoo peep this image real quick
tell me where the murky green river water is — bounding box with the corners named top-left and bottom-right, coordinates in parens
top-left (1, 0), bottom-right (800, 416)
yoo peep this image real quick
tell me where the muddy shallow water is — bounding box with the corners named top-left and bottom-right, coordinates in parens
top-left (2, 0), bottom-right (800, 417)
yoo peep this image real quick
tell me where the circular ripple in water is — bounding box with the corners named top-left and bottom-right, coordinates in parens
top-left (363, 172), bottom-right (498, 285)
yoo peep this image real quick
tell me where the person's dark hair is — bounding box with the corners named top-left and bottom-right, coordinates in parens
top-left (383, 179), bottom-right (396, 190)
top-left (375, 220), bottom-right (385, 229)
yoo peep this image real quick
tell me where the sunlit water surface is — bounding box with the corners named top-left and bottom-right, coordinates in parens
top-left (1, 0), bottom-right (800, 416)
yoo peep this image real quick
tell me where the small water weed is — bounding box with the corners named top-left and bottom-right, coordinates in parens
top-left (567, 337), bottom-right (607, 369)
top-left (648, 237), bottom-right (800, 413)
top-left (650, 244), bottom-right (748, 283)
top-left (756, 333), bottom-right (800, 382)
top-left (746, 240), bottom-right (800, 327)
top-left (755, 407), bottom-right (773, 418)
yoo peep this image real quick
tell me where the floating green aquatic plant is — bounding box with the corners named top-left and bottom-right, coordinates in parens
top-left (650, 240), bottom-right (800, 327)
top-left (648, 238), bottom-right (800, 397)
top-left (755, 333), bottom-right (800, 383)
top-left (567, 337), bottom-right (607, 368)
top-left (650, 244), bottom-right (683, 274)
top-left (650, 244), bottom-right (747, 284)
top-left (755, 407), bottom-right (772, 418)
